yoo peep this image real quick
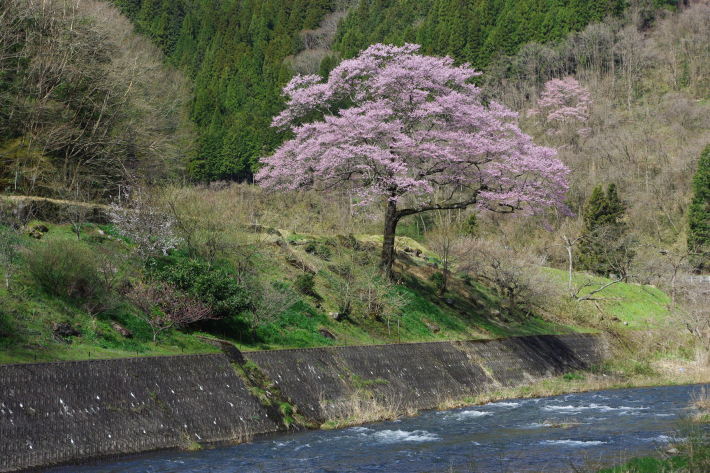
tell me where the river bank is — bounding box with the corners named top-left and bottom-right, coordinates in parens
top-left (0, 333), bottom-right (605, 472)
top-left (2, 333), bottom-right (708, 473)
top-left (44, 384), bottom-right (710, 473)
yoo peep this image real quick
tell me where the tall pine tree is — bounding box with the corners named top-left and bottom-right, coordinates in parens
top-left (688, 145), bottom-right (710, 271)
top-left (577, 184), bottom-right (634, 277)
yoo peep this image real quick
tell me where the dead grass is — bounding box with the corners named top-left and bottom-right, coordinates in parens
top-left (690, 386), bottom-right (710, 424)
top-left (320, 390), bottom-right (416, 430)
top-left (438, 358), bottom-right (709, 413)
top-left (315, 353), bottom-right (710, 432)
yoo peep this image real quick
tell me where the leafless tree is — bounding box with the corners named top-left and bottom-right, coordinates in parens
top-left (457, 238), bottom-right (560, 316)
top-left (109, 187), bottom-right (180, 259)
top-left (426, 211), bottom-right (466, 295)
top-left (0, 0), bottom-right (194, 198)
top-left (673, 279), bottom-right (710, 353)
top-left (251, 282), bottom-right (299, 332)
top-left (126, 281), bottom-right (215, 342)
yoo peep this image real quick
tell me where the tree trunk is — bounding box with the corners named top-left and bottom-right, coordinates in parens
top-left (380, 199), bottom-right (399, 280)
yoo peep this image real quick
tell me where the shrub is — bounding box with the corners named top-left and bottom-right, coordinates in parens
top-left (27, 240), bottom-right (105, 302)
top-left (0, 309), bottom-right (15, 340)
top-left (126, 281), bottom-right (215, 341)
top-left (146, 255), bottom-right (250, 317)
top-left (304, 242), bottom-right (332, 260)
top-left (251, 281), bottom-right (298, 332)
top-left (294, 273), bottom-right (318, 298)
top-left (109, 188), bottom-right (180, 258)
top-left (429, 272), bottom-right (445, 293)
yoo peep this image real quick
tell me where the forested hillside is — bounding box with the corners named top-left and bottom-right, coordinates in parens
top-left (109, 0), bottom-right (675, 182)
top-left (0, 0), bottom-right (194, 198)
top-left (334, 0), bottom-right (628, 64)
top-left (112, 0), bottom-right (338, 181)
top-left (0, 0), bottom-right (707, 375)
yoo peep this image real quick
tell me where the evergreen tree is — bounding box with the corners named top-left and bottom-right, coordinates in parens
top-left (111, 0), bottom-right (335, 182)
top-left (688, 145), bottom-right (710, 270)
top-left (577, 184), bottom-right (634, 277)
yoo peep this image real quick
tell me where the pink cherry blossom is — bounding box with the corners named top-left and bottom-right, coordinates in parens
top-left (531, 76), bottom-right (592, 125)
top-left (257, 44), bottom-right (569, 276)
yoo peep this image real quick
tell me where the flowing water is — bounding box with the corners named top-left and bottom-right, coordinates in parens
top-left (48, 384), bottom-right (708, 473)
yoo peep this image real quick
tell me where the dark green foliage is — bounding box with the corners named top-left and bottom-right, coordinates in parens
top-left (462, 213), bottom-right (478, 236)
top-left (112, 0), bottom-right (335, 182)
top-left (429, 271), bottom-right (445, 293)
top-left (0, 308), bottom-right (15, 340)
top-left (688, 145), bottom-right (710, 270)
top-left (334, 0), bottom-right (628, 68)
top-left (294, 273), bottom-right (319, 298)
top-left (577, 184), bottom-right (634, 277)
top-left (145, 255), bottom-right (250, 317)
top-left (305, 242), bottom-right (332, 260)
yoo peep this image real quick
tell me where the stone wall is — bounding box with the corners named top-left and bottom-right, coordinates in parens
top-left (0, 196), bottom-right (110, 225)
top-left (245, 334), bottom-right (606, 422)
top-left (0, 355), bottom-right (279, 473)
top-left (0, 334), bottom-right (607, 472)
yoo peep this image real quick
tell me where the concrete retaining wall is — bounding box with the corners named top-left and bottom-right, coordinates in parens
top-left (0, 334), bottom-right (607, 472)
top-left (245, 334), bottom-right (606, 422)
top-left (0, 355), bottom-right (279, 472)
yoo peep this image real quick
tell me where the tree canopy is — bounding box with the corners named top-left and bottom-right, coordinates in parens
top-left (112, 0), bottom-right (335, 182)
top-left (257, 44), bottom-right (569, 276)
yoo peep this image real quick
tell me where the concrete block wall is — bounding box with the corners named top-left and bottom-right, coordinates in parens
top-left (245, 334), bottom-right (607, 421)
top-left (0, 333), bottom-right (607, 472)
top-left (0, 354), bottom-right (279, 473)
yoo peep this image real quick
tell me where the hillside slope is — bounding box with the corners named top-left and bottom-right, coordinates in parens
top-left (109, 0), bottom-right (660, 181)
top-left (0, 187), bottom-right (675, 365)
top-left (0, 0), bottom-right (194, 198)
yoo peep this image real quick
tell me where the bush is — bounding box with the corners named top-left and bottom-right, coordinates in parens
top-left (294, 273), bottom-right (318, 298)
top-left (0, 309), bottom-right (15, 339)
top-left (146, 255), bottom-right (250, 317)
top-left (27, 240), bottom-right (105, 302)
top-left (429, 272), bottom-right (445, 293)
top-left (304, 242), bottom-right (332, 260)
top-left (126, 281), bottom-right (215, 341)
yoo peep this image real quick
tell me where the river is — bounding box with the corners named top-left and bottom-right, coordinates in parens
top-left (47, 384), bottom-right (708, 473)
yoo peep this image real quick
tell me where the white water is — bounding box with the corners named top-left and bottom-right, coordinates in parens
top-left (47, 384), bottom-right (709, 473)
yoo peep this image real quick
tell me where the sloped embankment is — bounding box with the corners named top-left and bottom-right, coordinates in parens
top-left (0, 334), bottom-right (607, 472)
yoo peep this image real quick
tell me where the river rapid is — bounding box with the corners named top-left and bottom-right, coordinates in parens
top-left (48, 384), bottom-right (708, 473)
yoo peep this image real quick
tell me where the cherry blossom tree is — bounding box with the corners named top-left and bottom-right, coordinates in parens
top-left (257, 44), bottom-right (570, 278)
top-left (530, 76), bottom-right (592, 136)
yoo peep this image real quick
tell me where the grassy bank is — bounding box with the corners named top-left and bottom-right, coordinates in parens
top-left (1, 215), bottom-right (668, 364)
top-left (0, 187), bottom-right (696, 365)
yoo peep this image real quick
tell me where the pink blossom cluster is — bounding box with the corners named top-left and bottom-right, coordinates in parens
top-left (531, 76), bottom-right (592, 124)
top-left (257, 43), bottom-right (569, 214)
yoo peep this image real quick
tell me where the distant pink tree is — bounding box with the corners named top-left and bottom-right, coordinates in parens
top-left (257, 44), bottom-right (570, 278)
top-left (530, 77), bottom-right (592, 135)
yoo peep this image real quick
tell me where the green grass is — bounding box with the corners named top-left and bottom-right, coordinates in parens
top-left (0, 220), bottom-right (679, 363)
top-left (598, 456), bottom-right (689, 473)
top-left (596, 435), bottom-right (709, 473)
top-left (545, 268), bottom-right (671, 329)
